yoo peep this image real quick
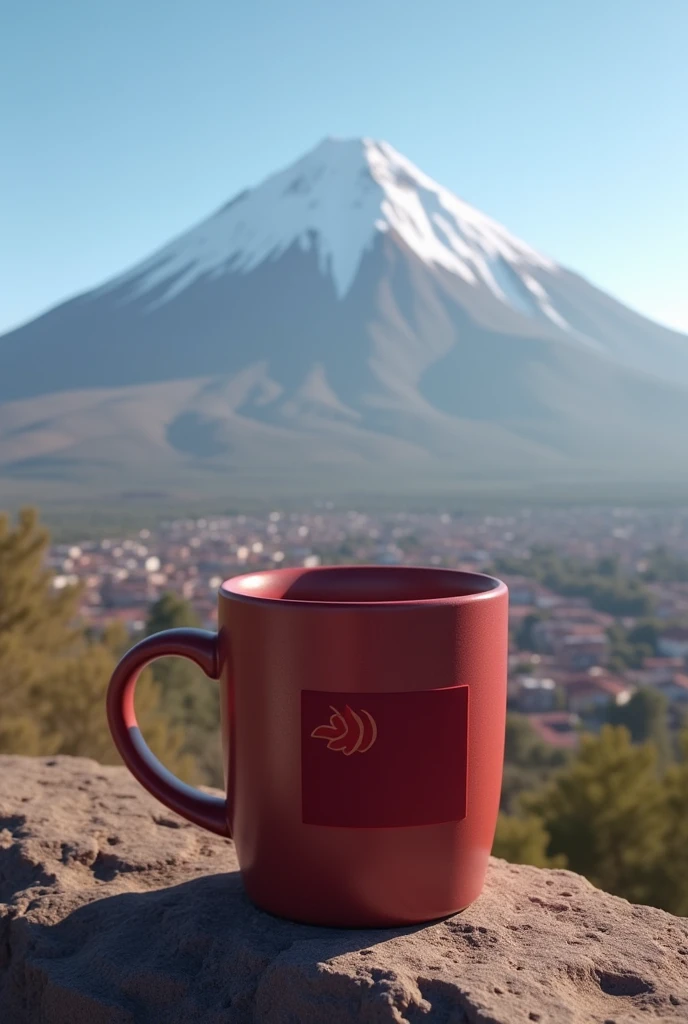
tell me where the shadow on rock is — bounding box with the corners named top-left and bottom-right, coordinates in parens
top-left (2, 871), bottom-right (435, 1024)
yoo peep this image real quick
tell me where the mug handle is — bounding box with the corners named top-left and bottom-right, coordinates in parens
top-left (106, 627), bottom-right (230, 837)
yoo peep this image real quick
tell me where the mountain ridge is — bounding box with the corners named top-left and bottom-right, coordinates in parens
top-left (1, 137), bottom-right (687, 500)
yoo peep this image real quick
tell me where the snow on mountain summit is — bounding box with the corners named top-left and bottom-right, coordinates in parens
top-left (103, 137), bottom-right (565, 327)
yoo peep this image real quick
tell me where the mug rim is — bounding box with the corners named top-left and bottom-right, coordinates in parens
top-left (220, 564), bottom-right (507, 608)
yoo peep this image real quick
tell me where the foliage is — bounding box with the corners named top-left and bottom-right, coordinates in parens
top-left (146, 591), bottom-right (201, 634)
top-left (522, 726), bottom-right (667, 905)
top-left (495, 546), bottom-right (654, 617)
top-left (606, 687), bottom-right (672, 768)
top-left (606, 619), bottom-right (662, 673)
top-left (627, 620), bottom-right (661, 653)
top-left (0, 633), bottom-right (47, 755)
top-left (492, 814), bottom-right (566, 868)
top-left (500, 713), bottom-right (569, 812)
top-left (514, 613), bottom-right (542, 652)
top-left (0, 507), bottom-right (81, 756)
top-left (0, 507), bottom-right (82, 651)
top-left (500, 726), bottom-right (679, 911)
top-left (0, 508), bottom-right (196, 782)
top-left (655, 730), bottom-right (688, 915)
top-left (144, 592), bottom-right (222, 786)
top-left (640, 545), bottom-right (688, 583)
top-left (606, 623), bottom-right (651, 671)
top-left (505, 713), bottom-right (568, 768)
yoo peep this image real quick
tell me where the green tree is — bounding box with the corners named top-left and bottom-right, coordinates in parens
top-left (504, 713), bottom-right (569, 770)
top-left (522, 726), bottom-right (667, 906)
top-left (655, 729), bottom-right (688, 915)
top-left (145, 591), bottom-right (222, 786)
top-left (641, 546), bottom-right (688, 583)
top-left (102, 618), bottom-right (131, 659)
top-left (606, 620), bottom-right (659, 672)
top-left (500, 714), bottom-right (569, 812)
top-left (0, 632), bottom-right (46, 754)
top-left (596, 554), bottom-right (620, 578)
top-left (146, 591), bottom-right (201, 634)
top-left (606, 623), bottom-right (642, 671)
top-left (33, 636), bottom-right (197, 780)
top-left (0, 507), bottom-right (195, 782)
top-left (0, 507), bottom-right (81, 754)
top-left (606, 688), bottom-right (672, 768)
top-left (515, 613), bottom-right (542, 652)
top-left (492, 814), bottom-right (566, 868)
top-left (494, 548), bottom-right (655, 616)
top-left (627, 621), bottom-right (660, 655)
top-left (504, 713), bottom-right (538, 763)
top-left (0, 506), bottom-right (82, 651)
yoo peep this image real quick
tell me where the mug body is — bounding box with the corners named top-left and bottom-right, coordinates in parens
top-left (219, 565), bottom-right (508, 927)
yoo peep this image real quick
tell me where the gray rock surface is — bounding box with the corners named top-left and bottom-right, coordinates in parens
top-left (1, 755), bottom-right (687, 1023)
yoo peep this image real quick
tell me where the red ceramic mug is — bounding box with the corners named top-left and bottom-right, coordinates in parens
top-left (107, 565), bottom-right (508, 927)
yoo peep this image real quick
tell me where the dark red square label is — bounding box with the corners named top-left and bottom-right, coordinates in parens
top-left (301, 686), bottom-right (468, 828)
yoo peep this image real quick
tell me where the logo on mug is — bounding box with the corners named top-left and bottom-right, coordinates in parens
top-left (310, 705), bottom-right (377, 755)
top-left (302, 686), bottom-right (469, 828)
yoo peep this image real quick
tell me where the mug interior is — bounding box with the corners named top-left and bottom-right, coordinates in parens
top-left (222, 565), bottom-right (502, 605)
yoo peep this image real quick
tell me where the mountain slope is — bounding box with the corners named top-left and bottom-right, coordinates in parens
top-left (1, 137), bottom-right (687, 499)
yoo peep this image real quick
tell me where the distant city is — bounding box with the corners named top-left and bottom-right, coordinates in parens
top-left (49, 504), bottom-right (688, 752)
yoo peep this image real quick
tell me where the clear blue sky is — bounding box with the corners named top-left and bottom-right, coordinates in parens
top-left (2, 0), bottom-right (687, 334)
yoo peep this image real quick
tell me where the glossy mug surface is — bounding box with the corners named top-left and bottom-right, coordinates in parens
top-left (106, 565), bottom-right (508, 927)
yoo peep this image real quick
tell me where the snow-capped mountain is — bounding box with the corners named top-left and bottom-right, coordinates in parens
top-left (1, 137), bottom-right (687, 500)
top-left (100, 138), bottom-right (562, 323)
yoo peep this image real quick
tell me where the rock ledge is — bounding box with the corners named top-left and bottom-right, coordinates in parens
top-left (1, 755), bottom-right (687, 1023)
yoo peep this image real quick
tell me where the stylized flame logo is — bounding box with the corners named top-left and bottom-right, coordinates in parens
top-left (311, 705), bottom-right (378, 755)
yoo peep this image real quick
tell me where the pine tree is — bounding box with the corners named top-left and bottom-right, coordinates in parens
top-left (492, 813), bottom-right (567, 868)
top-left (145, 591), bottom-right (222, 786)
top-left (0, 507), bottom-right (79, 754)
top-left (500, 713), bottom-right (569, 812)
top-left (102, 618), bottom-right (131, 659)
top-left (146, 591), bottom-right (201, 635)
top-left (655, 728), bottom-right (688, 915)
top-left (522, 725), bottom-right (667, 906)
top-left (606, 687), bottom-right (672, 769)
top-left (0, 630), bottom-right (46, 754)
top-left (0, 507), bottom-right (197, 783)
top-left (0, 507), bottom-right (81, 649)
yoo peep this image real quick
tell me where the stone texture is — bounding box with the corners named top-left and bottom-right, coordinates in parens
top-left (1, 755), bottom-right (687, 1023)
